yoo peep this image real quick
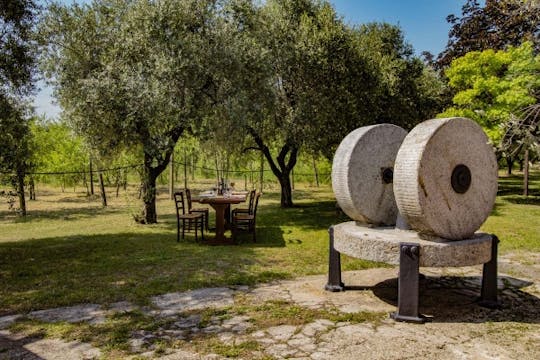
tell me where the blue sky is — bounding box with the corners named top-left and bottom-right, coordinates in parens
top-left (33, 0), bottom-right (467, 118)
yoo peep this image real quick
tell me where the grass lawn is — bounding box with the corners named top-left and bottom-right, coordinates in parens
top-left (0, 171), bottom-right (539, 315)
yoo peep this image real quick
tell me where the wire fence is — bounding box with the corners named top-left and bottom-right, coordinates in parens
top-left (0, 160), bottom-right (332, 208)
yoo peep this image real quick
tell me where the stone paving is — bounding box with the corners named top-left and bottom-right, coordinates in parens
top-left (0, 254), bottom-right (539, 360)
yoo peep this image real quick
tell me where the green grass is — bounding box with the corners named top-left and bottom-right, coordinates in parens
top-left (0, 184), bottom-right (373, 315)
top-left (481, 170), bottom-right (540, 252)
top-left (0, 170), bottom-right (538, 315)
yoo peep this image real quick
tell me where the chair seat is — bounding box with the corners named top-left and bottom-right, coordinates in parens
top-left (191, 207), bottom-right (209, 213)
top-left (179, 213), bottom-right (204, 220)
top-left (232, 207), bottom-right (249, 214)
top-left (234, 214), bottom-right (254, 221)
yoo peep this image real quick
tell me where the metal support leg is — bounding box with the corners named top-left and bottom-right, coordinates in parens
top-left (479, 235), bottom-right (500, 308)
top-left (391, 242), bottom-right (426, 323)
top-left (325, 226), bottom-right (345, 292)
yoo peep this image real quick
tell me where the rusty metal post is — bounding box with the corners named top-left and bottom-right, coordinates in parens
top-left (391, 242), bottom-right (426, 323)
top-left (479, 235), bottom-right (500, 308)
top-left (325, 226), bottom-right (345, 292)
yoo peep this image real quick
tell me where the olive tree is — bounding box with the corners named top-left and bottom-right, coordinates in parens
top-left (39, 0), bottom-right (235, 223)
top-left (225, 0), bottom-right (445, 207)
top-left (0, 0), bottom-right (36, 216)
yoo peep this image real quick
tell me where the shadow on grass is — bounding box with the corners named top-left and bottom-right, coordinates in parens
top-left (503, 195), bottom-right (540, 205)
top-left (257, 200), bottom-right (348, 230)
top-left (498, 171), bottom-right (540, 197)
top-left (368, 275), bottom-right (540, 324)
top-left (0, 206), bottom-right (125, 222)
top-left (0, 230), bottom-right (288, 315)
top-left (0, 332), bottom-right (45, 360)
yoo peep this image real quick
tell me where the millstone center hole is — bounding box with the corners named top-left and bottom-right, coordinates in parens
top-left (451, 164), bottom-right (471, 194)
top-left (382, 167), bottom-right (394, 184)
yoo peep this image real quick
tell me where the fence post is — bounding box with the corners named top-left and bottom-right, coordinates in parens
top-left (259, 152), bottom-right (264, 193)
top-left (313, 157), bottom-right (320, 187)
top-left (184, 149), bottom-right (188, 190)
top-left (169, 152), bottom-right (174, 199)
top-left (99, 171), bottom-right (107, 207)
top-left (89, 158), bottom-right (94, 195)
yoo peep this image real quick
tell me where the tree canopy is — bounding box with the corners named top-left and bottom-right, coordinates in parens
top-left (39, 0), bottom-right (241, 223)
top-left (439, 42), bottom-right (540, 143)
top-left (437, 0), bottom-right (540, 68)
top-left (0, 0), bottom-right (37, 216)
top-left (217, 0), bottom-right (445, 207)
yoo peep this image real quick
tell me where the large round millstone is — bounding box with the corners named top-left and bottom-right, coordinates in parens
top-left (394, 117), bottom-right (498, 240)
top-left (332, 124), bottom-right (407, 225)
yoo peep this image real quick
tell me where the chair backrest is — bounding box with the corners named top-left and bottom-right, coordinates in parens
top-left (252, 192), bottom-right (261, 219)
top-left (174, 191), bottom-right (187, 215)
top-left (248, 189), bottom-right (256, 214)
top-left (185, 188), bottom-right (194, 210)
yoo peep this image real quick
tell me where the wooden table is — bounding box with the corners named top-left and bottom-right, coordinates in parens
top-left (195, 195), bottom-right (246, 245)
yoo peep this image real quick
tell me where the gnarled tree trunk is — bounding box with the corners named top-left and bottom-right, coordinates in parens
top-left (247, 126), bottom-right (298, 208)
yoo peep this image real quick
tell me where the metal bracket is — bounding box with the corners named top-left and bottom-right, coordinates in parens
top-left (479, 235), bottom-right (500, 308)
top-left (325, 226), bottom-right (345, 292)
top-left (390, 242), bottom-right (426, 323)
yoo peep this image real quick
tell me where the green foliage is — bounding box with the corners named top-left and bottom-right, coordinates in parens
top-left (39, 0), bottom-right (241, 222)
top-left (0, 98), bottom-right (33, 215)
top-left (0, 0), bottom-right (36, 96)
top-left (30, 118), bottom-right (87, 185)
top-left (215, 0), bottom-right (445, 206)
top-left (438, 0), bottom-right (540, 68)
top-left (440, 42), bottom-right (540, 143)
top-left (355, 23), bottom-right (447, 131)
top-left (0, 0), bottom-right (37, 216)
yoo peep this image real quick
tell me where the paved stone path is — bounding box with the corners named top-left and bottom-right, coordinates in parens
top-left (1, 253), bottom-right (539, 360)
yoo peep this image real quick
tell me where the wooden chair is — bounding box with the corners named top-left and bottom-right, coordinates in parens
top-left (232, 189), bottom-right (256, 217)
top-left (174, 191), bottom-right (204, 242)
top-left (185, 188), bottom-right (209, 230)
top-left (232, 192), bottom-right (261, 243)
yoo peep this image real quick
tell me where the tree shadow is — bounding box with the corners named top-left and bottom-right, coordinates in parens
top-left (0, 206), bottom-right (125, 222)
top-left (367, 275), bottom-right (540, 323)
top-left (257, 200), bottom-right (347, 231)
top-left (503, 195), bottom-right (540, 205)
top-left (0, 332), bottom-right (45, 359)
top-left (0, 231), bottom-right (289, 315)
top-left (497, 172), bottom-right (540, 197)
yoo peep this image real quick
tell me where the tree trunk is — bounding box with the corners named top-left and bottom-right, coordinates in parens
top-left (246, 126), bottom-right (298, 207)
top-left (523, 149), bottom-right (529, 197)
top-left (16, 171), bottom-right (26, 216)
top-left (278, 172), bottom-right (293, 207)
top-left (506, 156), bottom-right (513, 175)
top-left (141, 165), bottom-right (158, 224)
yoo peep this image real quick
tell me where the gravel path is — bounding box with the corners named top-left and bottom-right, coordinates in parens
top-left (1, 252), bottom-right (539, 360)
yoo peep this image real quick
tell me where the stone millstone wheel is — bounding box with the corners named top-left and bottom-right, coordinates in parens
top-left (332, 124), bottom-right (407, 225)
top-left (394, 117), bottom-right (498, 240)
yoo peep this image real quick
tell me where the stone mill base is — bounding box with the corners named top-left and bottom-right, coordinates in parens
top-left (325, 222), bottom-right (499, 323)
